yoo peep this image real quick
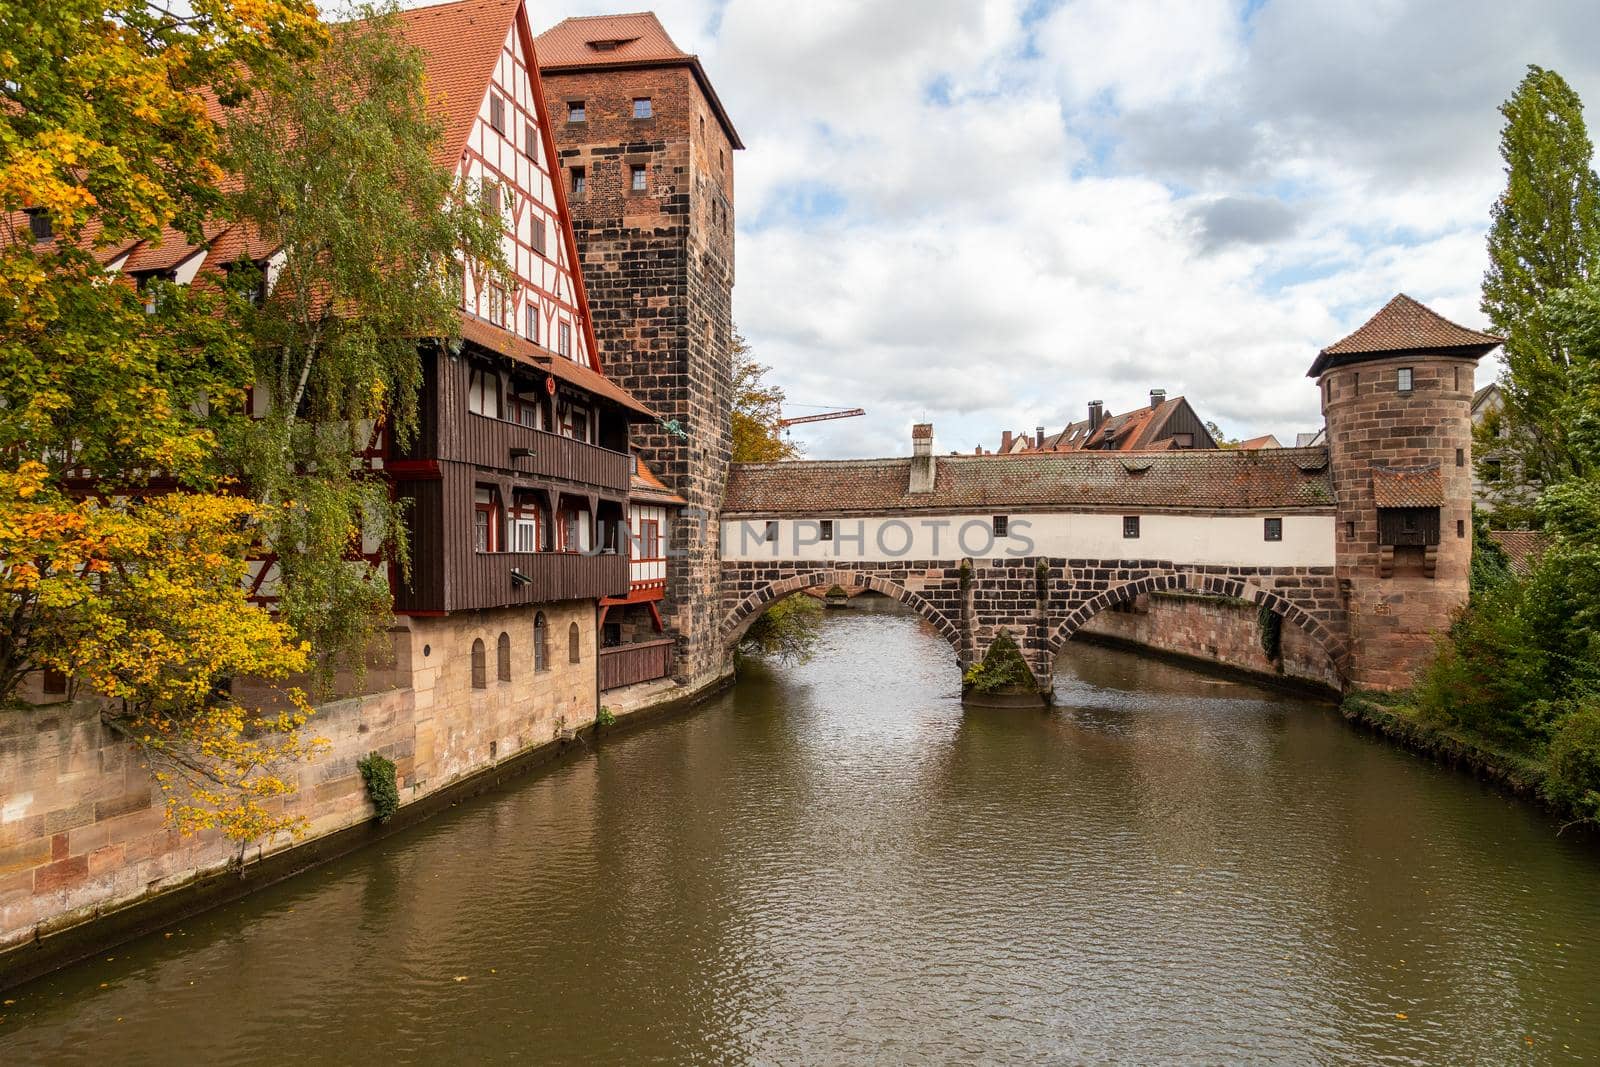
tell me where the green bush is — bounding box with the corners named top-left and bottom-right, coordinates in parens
top-left (595, 705), bottom-right (617, 728)
top-left (357, 751), bottom-right (400, 823)
top-left (1546, 702), bottom-right (1600, 823)
top-left (1256, 602), bottom-right (1282, 661)
top-left (738, 594), bottom-right (823, 664)
top-left (963, 630), bottom-right (1036, 694)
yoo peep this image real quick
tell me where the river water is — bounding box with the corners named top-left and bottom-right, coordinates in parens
top-left (4, 600), bottom-right (1599, 1064)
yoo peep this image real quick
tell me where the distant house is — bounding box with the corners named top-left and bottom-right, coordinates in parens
top-left (1034, 390), bottom-right (1220, 452)
top-left (1295, 428), bottom-right (1327, 448)
top-left (1237, 434), bottom-right (1281, 450)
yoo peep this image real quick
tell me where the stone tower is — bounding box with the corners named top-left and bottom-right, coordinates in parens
top-left (536, 14), bottom-right (741, 690)
top-left (1311, 294), bottom-right (1503, 690)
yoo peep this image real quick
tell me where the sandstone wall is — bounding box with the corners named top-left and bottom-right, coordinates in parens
top-left (0, 601), bottom-right (596, 955)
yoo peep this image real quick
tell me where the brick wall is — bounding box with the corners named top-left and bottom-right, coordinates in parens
top-left (1078, 591), bottom-right (1341, 690)
top-left (0, 601), bottom-right (596, 955)
top-left (543, 64), bottom-right (736, 693)
top-left (1323, 355), bottom-right (1477, 689)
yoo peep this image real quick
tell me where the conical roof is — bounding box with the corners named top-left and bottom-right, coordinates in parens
top-left (1308, 294), bottom-right (1502, 377)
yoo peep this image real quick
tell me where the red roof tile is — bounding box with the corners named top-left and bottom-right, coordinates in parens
top-left (396, 0), bottom-right (522, 168)
top-left (1310, 294), bottom-right (1502, 376)
top-left (1236, 434), bottom-right (1281, 450)
top-left (1487, 529), bottom-right (1548, 576)
top-left (725, 448), bottom-right (1335, 515)
top-left (457, 311), bottom-right (655, 420)
top-left (630, 458), bottom-right (685, 505)
top-left (1370, 464), bottom-right (1443, 508)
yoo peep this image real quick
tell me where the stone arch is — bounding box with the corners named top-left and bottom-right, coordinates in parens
top-left (1045, 570), bottom-right (1349, 684)
top-left (720, 569), bottom-right (964, 662)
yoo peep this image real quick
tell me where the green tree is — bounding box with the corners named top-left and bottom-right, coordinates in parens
top-left (1482, 65), bottom-right (1600, 503)
top-left (222, 5), bottom-right (509, 680)
top-left (738, 594), bottom-right (822, 663)
top-left (731, 332), bottom-right (802, 463)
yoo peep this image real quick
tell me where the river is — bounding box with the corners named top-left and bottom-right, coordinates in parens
top-left (4, 599), bottom-right (1598, 1064)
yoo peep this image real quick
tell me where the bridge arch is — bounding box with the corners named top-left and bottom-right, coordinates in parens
top-left (719, 569), bottom-right (965, 663)
top-left (1045, 570), bottom-right (1350, 684)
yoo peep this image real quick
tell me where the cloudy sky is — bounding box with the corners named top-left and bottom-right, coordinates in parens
top-left (526, 0), bottom-right (1600, 457)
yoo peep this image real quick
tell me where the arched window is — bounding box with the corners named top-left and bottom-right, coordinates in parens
top-left (470, 638), bottom-right (487, 689)
top-left (496, 631), bottom-right (511, 682)
top-left (534, 612), bottom-right (548, 671)
top-left (568, 621), bottom-right (581, 664)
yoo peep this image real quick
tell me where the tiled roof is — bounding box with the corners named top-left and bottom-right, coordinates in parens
top-left (458, 312), bottom-right (655, 420)
top-left (1370, 463), bottom-right (1443, 508)
top-left (535, 12), bottom-right (744, 149)
top-left (725, 448), bottom-right (1335, 515)
top-left (1487, 529), bottom-right (1548, 576)
top-left (630, 457), bottom-right (685, 505)
top-left (1310, 294), bottom-right (1502, 376)
top-left (397, 0), bottom-right (521, 168)
top-left (1237, 434), bottom-right (1281, 450)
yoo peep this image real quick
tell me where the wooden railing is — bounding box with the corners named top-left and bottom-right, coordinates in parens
top-left (454, 415), bottom-right (631, 492)
top-left (453, 550), bottom-right (630, 612)
top-left (599, 638), bottom-right (675, 691)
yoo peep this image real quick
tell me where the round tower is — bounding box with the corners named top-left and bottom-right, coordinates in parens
top-left (1311, 294), bottom-right (1502, 690)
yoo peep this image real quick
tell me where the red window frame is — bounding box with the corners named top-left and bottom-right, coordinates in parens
top-left (639, 519), bottom-right (661, 561)
top-left (474, 493), bottom-right (502, 553)
top-left (510, 501), bottom-right (542, 552)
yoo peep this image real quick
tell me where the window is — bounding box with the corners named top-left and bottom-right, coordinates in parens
top-left (603, 622), bottom-right (622, 648)
top-left (559, 504), bottom-right (590, 552)
top-left (41, 668), bottom-right (67, 695)
top-left (1123, 515), bottom-right (1141, 539)
top-left (511, 500), bottom-right (541, 552)
top-left (1457, 519), bottom-right (1466, 538)
top-left (820, 519), bottom-right (834, 542)
top-left (474, 487), bottom-right (501, 552)
top-left (26, 209), bottom-right (52, 242)
top-left (630, 164), bottom-right (647, 192)
top-left (531, 217), bottom-right (547, 257)
top-left (496, 632), bottom-right (511, 682)
top-left (468, 366), bottom-right (501, 418)
top-left (633, 97), bottom-right (652, 119)
top-left (534, 612), bottom-right (548, 671)
top-left (1264, 517), bottom-right (1283, 542)
top-left (568, 100), bottom-right (585, 123)
top-left (764, 520), bottom-right (778, 542)
top-left (1172, 432), bottom-right (1194, 449)
top-left (719, 148), bottom-right (725, 173)
top-left (1454, 366), bottom-right (1462, 391)
top-left (1484, 458), bottom-right (1503, 483)
top-left (487, 282), bottom-right (506, 326)
top-left (1346, 519), bottom-right (1356, 540)
top-left (489, 92), bottom-right (506, 133)
top-left (484, 181), bottom-right (502, 218)
top-left (525, 121), bottom-right (539, 163)
top-left (471, 639), bottom-right (487, 689)
top-left (568, 622), bottom-right (581, 664)
top-left (640, 519), bottom-right (661, 560)
top-left (559, 321), bottom-right (572, 358)
top-left (1456, 447), bottom-right (1465, 467)
top-left (571, 167), bottom-right (586, 198)
top-left (526, 303), bottom-right (540, 342)
top-left (992, 515), bottom-right (1009, 537)
top-left (700, 115), bottom-right (706, 138)
top-left (1397, 367), bottom-right (1414, 392)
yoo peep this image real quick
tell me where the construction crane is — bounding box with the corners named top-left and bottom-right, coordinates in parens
top-left (777, 407), bottom-right (865, 430)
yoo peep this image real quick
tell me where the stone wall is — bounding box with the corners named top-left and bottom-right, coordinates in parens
top-left (543, 64), bottom-right (736, 695)
top-left (0, 601), bottom-right (596, 957)
top-left (1077, 592), bottom-right (1341, 690)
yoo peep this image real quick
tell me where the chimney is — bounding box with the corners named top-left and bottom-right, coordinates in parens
top-left (910, 422), bottom-right (935, 493)
top-left (1035, 425), bottom-right (1045, 449)
top-left (1088, 400), bottom-right (1104, 430)
top-left (1000, 430), bottom-right (1013, 454)
top-left (1150, 388), bottom-right (1166, 409)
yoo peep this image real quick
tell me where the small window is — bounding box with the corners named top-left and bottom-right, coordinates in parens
top-left (26, 209), bottom-right (52, 243)
top-left (1397, 367), bottom-right (1414, 392)
top-left (1264, 517), bottom-right (1283, 542)
top-left (1484, 458), bottom-right (1503, 483)
top-left (525, 121), bottom-right (538, 162)
top-left (559, 322), bottom-right (572, 358)
top-left (531, 216), bottom-right (547, 257)
top-left (719, 148), bottom-right (725, 173)
top-left (471, 639), bottom-right (487, 689)
top-left (820, 520), bottom-right (834, 542)
top-left (1346, 519), bottom-right (1356, 540)
top-left (700, 115), bottom-right (706, 138)
top-left (1172, 432), bottom-right (1194, 449)
top-left (534, 612), bottom-right (548, 671)
top-left (41, 668), bottom-right (67, 695)
top-left (489, 92), bottom-right (505, 133)
top-left (496, 632), bottom-right (511, 682)
top-left (526, 304), bottom-right (539, 343)
top-left (487, 282), bottom-right (506, 326)
top-left (1456, 447), bottom-right (1465, 467)
top-left (764, 520), bottom-right (778, 542)
top-left (633, 97), bottom-right (652, 119)
top-left (1123, 516), bottom-right (1140, 539)
top-left (568, 621), bottom-right (581, 664)
top-left (571, 167), bottom-right (586, 198)
top-left (568, 100), bottom-right (585, 123)
top-left (1454, 366), bottom-right (1462, 391)
top-left (630, 164), bottom-right (647, 192)
top-left (992, 515), bottom-right (1008, 537)
top-left (640, 520), bottom-right (661, 559)
top-left (1457, 519), bottom-right (1466, 538)
top-left (484, 182), bottom-right (501, 218)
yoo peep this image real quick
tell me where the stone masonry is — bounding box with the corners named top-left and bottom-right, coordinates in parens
top-left (542, 62), bottom-right (737, 693)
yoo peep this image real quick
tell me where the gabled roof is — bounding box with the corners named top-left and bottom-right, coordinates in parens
top-left (1036, 396), bottom-right (1214, 453)
top-left (1237, 434), bottom-right (1281, 450)
top-left (630, 458), bottom-right (686, 506)
top-left (726, 448), bottom-right (1335, 515)
top-left (396, 0), bottom-right (523, 168)
top-left (1309, 294), bottom-right (1503, 377)
top-left (535, 12), bottom-right (744, 149)
top-left (457, 312), bottom-right (655, 420)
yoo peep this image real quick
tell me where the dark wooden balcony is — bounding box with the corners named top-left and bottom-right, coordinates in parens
top-left (398, 547), bottom-right (630, 613)
top-left (455, 414), bottom-right (631, 493)
top-left (599, 638), bottom-right (675, 691)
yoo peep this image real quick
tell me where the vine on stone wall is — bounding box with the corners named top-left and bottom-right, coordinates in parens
top-left (357, 751), bottom-right (400, 823)
top-left (1257, 602), bottom-right (1283, 662)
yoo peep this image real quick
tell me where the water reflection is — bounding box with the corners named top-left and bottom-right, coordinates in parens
top-left (3, 599), bottom-right (1598, 1064)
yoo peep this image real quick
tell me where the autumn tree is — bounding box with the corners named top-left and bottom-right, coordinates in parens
top-left (731, 332), bottom-right (802, 463)
top-left (221, 5), bottom-right (509, 677)
top-left (1482, 65), bottom-right (1600, 512)
top-left (0, 0), bottom-right (325, 847)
